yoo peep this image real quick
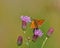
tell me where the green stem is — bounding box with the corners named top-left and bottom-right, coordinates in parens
top-left (28, 40), bottom-right (30, 48)
top-left (41, 37), bottom-right (48, 48)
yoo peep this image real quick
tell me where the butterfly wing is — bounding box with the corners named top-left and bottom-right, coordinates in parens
top-left (37, 19), bottom-right (45, 26)
top-left (31, 21), bottom-right (37, 29)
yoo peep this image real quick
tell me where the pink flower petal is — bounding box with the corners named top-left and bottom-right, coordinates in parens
top-left (47, 27), bottom-right (54, 37)
top-left (34, 29), bottom-right (43, 37)
top-left (20, 16), bottom-right (31, 23)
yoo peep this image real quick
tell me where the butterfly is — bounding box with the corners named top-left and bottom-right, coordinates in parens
top-left (31, 19), bottom-right (45, 29)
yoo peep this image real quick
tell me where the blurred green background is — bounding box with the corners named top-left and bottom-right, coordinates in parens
top-left (0, 0), bottom-right (60, 48)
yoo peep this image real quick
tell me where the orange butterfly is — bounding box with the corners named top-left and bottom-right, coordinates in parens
top-left (31, 19), bottom-right (44, 29)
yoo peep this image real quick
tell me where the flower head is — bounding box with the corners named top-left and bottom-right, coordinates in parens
top-left (20, 16), bottom-right (31, 23)
top-left (34, 29), bottom-right (43, 37)
top-left (32, 35), bottom-right (38, 41)
top-left (47, 27), bottom-right (54, 37)
top-left (17, 36), bottom-right (23, 46)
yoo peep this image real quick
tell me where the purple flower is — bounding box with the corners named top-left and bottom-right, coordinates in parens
top-left (34, 29), bottom-right (43, 37)
top-left (17, 36), bottom-right (23, 46)
top-left (20, 16), bottom-right (31, 23)
top-left (32, 34), bottom-right (38, 41)
top-left (47, 27), bottom-right (54, 37)
top-left (20, 16), bottom-right (31, 30)
top-left (22, 21), bottom-right (27, 30)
